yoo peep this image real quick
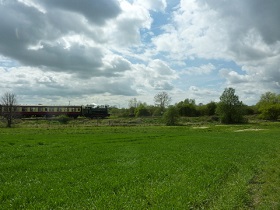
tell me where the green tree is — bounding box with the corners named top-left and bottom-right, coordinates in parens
top-left (135, 103), bottom-right (150, 117)
top-left (216, 88), bottom-right (245, 124)
top-left (163, 106), bottom-right (179, 126)
top-left (257, 92), bottom-right (280, 121)
top-left (176, 99), bottom-right (197, 117)
top-left (206, 101), bottom-right (217, 116)
top-left (1, 92), bottom-right (17, 128)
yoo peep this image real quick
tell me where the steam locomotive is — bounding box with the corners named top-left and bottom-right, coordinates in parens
top-left (0, 104), bottom-right (110, 119)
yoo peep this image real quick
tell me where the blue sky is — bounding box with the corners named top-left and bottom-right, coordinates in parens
top-left (0, 0), bottom-right (280, 107)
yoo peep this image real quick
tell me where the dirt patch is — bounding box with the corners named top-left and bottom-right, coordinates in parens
top-left (234, 129), bottom-right (267, 132)
top-left (192, 126), bottom-right (209, 129)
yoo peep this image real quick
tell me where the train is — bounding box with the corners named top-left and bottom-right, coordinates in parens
top-left (0, 104), bottom-right (110, 119)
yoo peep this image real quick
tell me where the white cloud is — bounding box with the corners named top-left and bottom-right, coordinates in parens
top-left (121, 59), bottom-right (178, 98)
top-left (135, 0), bottom-right (167, 12)
top-left (105, 1), bottom-right (152, 47)
top-left (148, 59), bottom-right (177, 76)
top-left (220, 69), bottom-right (250, 84)
top-left (182, 63), bottom-right (215, 75)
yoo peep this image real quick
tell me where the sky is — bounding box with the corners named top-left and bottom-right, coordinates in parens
top-left (0, 0), bottom-right (280, 107)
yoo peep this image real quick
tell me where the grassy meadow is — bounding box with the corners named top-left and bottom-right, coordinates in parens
top-left (0, 121), bottom-right (279, 209)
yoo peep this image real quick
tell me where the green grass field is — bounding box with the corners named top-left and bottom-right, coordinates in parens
top-left (0, 122), bottom-right (279, 209)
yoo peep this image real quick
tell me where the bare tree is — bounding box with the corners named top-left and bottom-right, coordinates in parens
top-left (1, 92), bottom-right (17, 127)
top-left (154, 91), bottom-right (171, 113)
top-left (128, 98), bottom-right (138, 109)
top-left (128, 98), bottom-right (139, 116)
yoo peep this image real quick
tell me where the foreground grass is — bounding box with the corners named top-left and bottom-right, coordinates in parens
top-left (0, 123), bottom-right (279, 209)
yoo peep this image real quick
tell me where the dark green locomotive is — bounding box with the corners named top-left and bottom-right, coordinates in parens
top-left (81, 104), bottom-right (110, 118)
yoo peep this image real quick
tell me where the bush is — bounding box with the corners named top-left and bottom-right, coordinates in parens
top-left (259, 104), bottom-right (280, 121)
top-left (135, 104), bottom-right (151, 117)
top-left (152, 107), bottom-right (162, 116)
top-left (57, 115), bottom-right (71, 124)
top-left (163, 106), bottom-right (179, 126)
top-left (257, 92), bottom-right (280, 121)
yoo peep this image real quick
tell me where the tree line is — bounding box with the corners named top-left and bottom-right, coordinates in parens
top-left (1, 88), bottom-right (280, 127)
top-left (110, 88), bottom-right (280, 124)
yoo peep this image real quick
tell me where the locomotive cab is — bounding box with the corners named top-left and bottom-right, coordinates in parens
top-left (82, 104), bottom-right (110, 119)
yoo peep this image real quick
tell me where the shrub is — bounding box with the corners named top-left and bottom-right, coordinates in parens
top-left (257, 92), bottom-right (280, 121)
top-left (163, 106), bottom-right (179, 126)
top-left (135, 104), bottom-right (150, 117)
top-left (57, 115), bottom-right (71, 124)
